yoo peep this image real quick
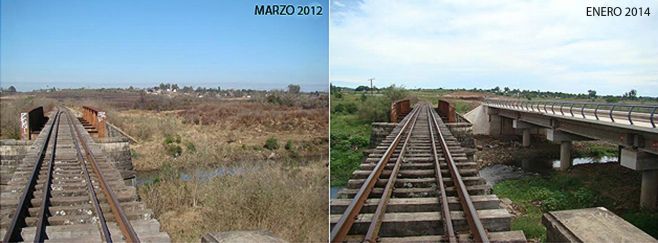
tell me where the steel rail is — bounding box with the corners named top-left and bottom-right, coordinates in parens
top-left (364, 105), bottom-right (422, 242)
top-left (34, 109), bottom-right (61, 242)
top-left (429, 108), bottom-right (490, 243)
top-left (427, 105), bottom-right (457, 243)
top-left (70, 110), bottom-right (141, 243)
top-left (330, 105), bottom-right (421, 242)
top-left (64, 110), bottom-right (113, 242)
top-left (3, 110), bottom-right (61, 243)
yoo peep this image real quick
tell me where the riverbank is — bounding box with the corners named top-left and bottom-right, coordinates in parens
top-left (475, 135), bottom-right (656, 242)
top-left (474, 135), bottom-right (618, 169)
top-left (108, 97), bottom-right (329, 241)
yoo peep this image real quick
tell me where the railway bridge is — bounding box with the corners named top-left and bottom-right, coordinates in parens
top-left (331, 102), bottom-right (526, 242)
top-left (0, 106), bottom-right (169, 242)
top-left (465, 99), bottom-right (658, 209)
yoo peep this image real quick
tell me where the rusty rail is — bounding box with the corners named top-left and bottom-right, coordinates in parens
top-left (485, 98), bottom-right (658, 128)
top-left (34, 109), bottom-right (61, 242)
top-left (330, 104), bottom-right (421, 242)
top-left (364, 106), bottom-right (421, 242)
top-left (70, 109), bottom-right (140, 242)
top-left (3, 110), bottom-right (60, 242)
top-left (430, 105), bottom-right (489, 242)
top-left (64, 110), bottom-right (113, 242)
top-left (427, 106), bottom-right (457, 243)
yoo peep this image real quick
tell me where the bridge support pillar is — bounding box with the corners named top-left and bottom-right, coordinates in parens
top-left (522, 129), bottom-right (531, 147)
top-left (488, 112), bottom-right (502, 136)
top-left (559, 141), bottom-right (572, 171)
top-left (621, 149), bottom-right (658, 209)
top-left (513, 120), bottom-right (534, 147)
top-left (641, 170), bottom-right (658, 209)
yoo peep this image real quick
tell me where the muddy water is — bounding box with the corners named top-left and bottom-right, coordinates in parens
top-left (480, 155), bottom-right (618, 187)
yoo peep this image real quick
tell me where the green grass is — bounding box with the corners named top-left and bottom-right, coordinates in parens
top-left (573, 143), bottom-right (617, 158)
top-left (494, 173), bottom-right (658, 242)
top-left (494, 175), bottom-right (600, 241)
top-left (330, 94), bottom-right (372, 186)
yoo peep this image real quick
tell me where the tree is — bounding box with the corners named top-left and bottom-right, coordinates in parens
top-left (587, 90), bottom-right (597, 99)
top-left (504, 87), bottom-right (510, 93)
top-left (355, 85), bottom-right (370, 92)
top-left (623, 89), bottom-right (638, 100)
top-left (288, 84), bottom-right (300, 94)
top-left (7, 86), bottom-right (17, 93)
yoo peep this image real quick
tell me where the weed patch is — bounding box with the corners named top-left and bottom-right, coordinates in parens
top-left (264, 137), bottom-right (279, 150)
top-left (138, 162), bottom-right (327, 242)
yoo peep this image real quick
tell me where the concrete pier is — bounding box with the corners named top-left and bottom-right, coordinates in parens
top-left (621, 149), bottom-right (658, 209)
top-left (559, 141), bottom-right (572, 171)
top-left (641, 170), bottom-right (658, 209)
top-left (522, 129), bottom-right (530, 147)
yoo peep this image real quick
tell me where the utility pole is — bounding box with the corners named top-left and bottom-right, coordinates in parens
top-left (368, 78), bottom-right (375, 95)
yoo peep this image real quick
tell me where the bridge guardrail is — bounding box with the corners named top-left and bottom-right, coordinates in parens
top-left (484, 98), bottom-right (658, 128)
top-left (390, 99), bottom-right (411, 123)
top-left (82, 106), bottom-right (107, 137)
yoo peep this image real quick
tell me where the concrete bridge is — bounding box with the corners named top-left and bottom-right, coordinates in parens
top-left (465, 99), bottom-right (658, 209)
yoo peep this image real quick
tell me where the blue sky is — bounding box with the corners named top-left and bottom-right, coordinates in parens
top-left (330, 0), bottom-right (658, 97)
top-left (1, 0), bottom-right (328, 92)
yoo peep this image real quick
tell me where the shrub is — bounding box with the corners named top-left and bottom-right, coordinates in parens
top-left (344, 102), bottom-right (358, 114)
top-left (165, 143), bottom-right (183, 157)
top-left (383, 85), bottom-right (408, 102)
top-left (358, 98), bottom-right (389, 122)
top-left (185, 141), bottom-right (196, 153)
top-left (164, 134), bottom-right (181, 145)
top-left (285, 140), bottom-right (293, 150)
top-left (264, 137), bottom-right (279, 150)
top-left (360, 93), bottom-right (368, 101)
top-left (334, 103), bottom-right (345, 113)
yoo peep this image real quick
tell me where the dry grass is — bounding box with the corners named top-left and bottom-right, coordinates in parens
top-left (178, 101), bottom-right (327, 132)
top-left (112, 102), bottom-right (327, 171)
top-left (138, 161), bottom-right (328, 242)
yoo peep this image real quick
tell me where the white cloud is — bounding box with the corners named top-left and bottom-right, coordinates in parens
top-left (330, 0), bottom-right (658, 96)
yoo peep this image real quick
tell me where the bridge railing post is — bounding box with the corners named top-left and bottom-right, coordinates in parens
top-left (97, 111), bottom-right (106, 138)
top-left (20, 112), bottom-right (29, 140)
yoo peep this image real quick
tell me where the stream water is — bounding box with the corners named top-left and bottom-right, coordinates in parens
top-left (480, 155), bottom-right (618, 187)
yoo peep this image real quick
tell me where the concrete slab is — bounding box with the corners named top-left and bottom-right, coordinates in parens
top-left (542, 207), bottom-right (656, 243)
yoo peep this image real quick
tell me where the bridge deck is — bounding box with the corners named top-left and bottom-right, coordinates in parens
top-left (331, 103), bottom-right (525, 242)
top-left (0, 108), bottom-right (169, 242)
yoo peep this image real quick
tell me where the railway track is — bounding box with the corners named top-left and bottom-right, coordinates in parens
top-left (331, 103), bottom-right (526, 242)
top-left (0, 108), bottom-right (169, 242)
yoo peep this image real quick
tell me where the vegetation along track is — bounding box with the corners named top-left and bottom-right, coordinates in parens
top-left (330, 103), bottom-right (526, 242)
top-left (0, 107), bottom-right (169, 242)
